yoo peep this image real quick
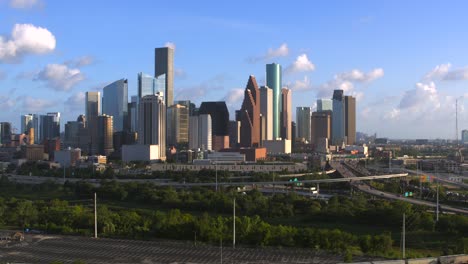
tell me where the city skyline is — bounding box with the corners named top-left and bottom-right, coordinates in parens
top-left (1, 1), bottom-right (468, 139)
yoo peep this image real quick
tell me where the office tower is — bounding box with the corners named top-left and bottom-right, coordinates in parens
top-left (462, 130), bottom-right (468, 144)
top-left (138, 93), bottom-right (166, 160)
top-left (64, 115), bottom-right (87, 150)
top-left (128, 96), bottom-right (138, 132)
top-left (332, 90), bottom-right (345, 145)
top-left (39, 112), bottom-right (60, 143)
top-left (155, 47), bottom-right (174, 107)
top-left (0, 122), bottom-right (12, 146)
top-left (86, 91), bottom-right (101, 154)
top-left (311, 111), bottom-right (332, 146)
top-left (167, 103), bottom-right (189, 146)
top-left (291, 121), bottom-right (296, 150)
top-left (281, 88), bottom-right (292, 140)
top-left (296, 107), bottom-right (312, 142)
top-left (266, 63), bottom-right (282, 139)
top-left (345, 95), bottom-right (356, 145)
top-left (32, 114), bottom-right (39, 144)
top-left (97, 115), bottom-right (114, 156)
top-left (103, 79), bottom-right (128, 132)
top-left (259, 86), bottom-right (273, 141)
top-left (229, 120), bottom-right (240, 148)
top-left (138, 72), bottom-right (164, 99)
top-left (239, 75), bottom-right (261, 148)
top-left (175, 100), bottom-right (196, 116)
top-left (198, 101), bottom-right (230, 151)
top-left (317, 99), bottom-right (333, 112)
top-left (21, 114), bottom-right (33, 134)
top-left (189, 114), bottom-right (212, 150)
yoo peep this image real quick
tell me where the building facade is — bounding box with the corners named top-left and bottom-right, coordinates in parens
top-left (281, 88), bottom-right (292, 140)
top-left (266, 63), bottom-right (282, 139)
top-left (198, 101), bottom-right (229, 151)
top-left (102, 79), bottom-right (128, 132)
top-left (97, 115), bottom-right (114, 156)
top-left (39, 112), bottom-right (60, 143)
top-left (86, 91), bottom-right (101, 154)
top-left (167, 103), bottom-right (189, 146)
top-left (296, 107), bottom-right (312, 142)
top-left (189, 114), bottom-right (212, 151)
top-left (260, 86), bottom-right (273, 141)
top-left (345, 95), bottom-right (356, 145)
top-left (239, 75), bottom-right (261, 148)
top-left (332, 90), bottom-right (345, 145)
top-left (138, 93), bottom-right (166, 160)
top-left (155, 47), bottom-right (174, 107)
top-left (311, 111), bottom-right (332, 146)
top-left (317, 99), bottom-right (333, 112)
top-left (21, 114), bottom-right (33, 134)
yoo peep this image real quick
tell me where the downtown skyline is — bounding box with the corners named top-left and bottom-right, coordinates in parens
top-left (1, 1), bottom-right (468, 139)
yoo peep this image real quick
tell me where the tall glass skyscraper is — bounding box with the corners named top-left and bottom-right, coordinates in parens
top-left (39, 112), bottom-right (60, 143)
top-left (102, 79), bottom-right (128, 132)
top-left (155, 47), bottom-right (174, 107)
top-left (266, 63), bottom-right (282, 139)
top-left (296, 107), bottom-right (312, 141)
top-left (317, 99), bottom-right (333, 112)
top-left (332, 90), bottom-right (345, 145)
top-left (21, 114), bottom-right (33, 134)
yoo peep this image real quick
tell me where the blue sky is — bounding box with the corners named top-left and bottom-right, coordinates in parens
top-left (1, 0), bottom-right (468, 139)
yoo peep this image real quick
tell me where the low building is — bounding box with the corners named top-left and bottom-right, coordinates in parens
top-left (239, 147), bottom-right (267, 162)
top-left (151, 162), bottom-right (307, 172)
top-left (54, 148), bottom-right (81, 167)
top-left (262, 139), bottom-right (291, 154)
top-left (88, 155), bottom-right (107, 164)
top-left (207, 152), bottom-right (245, 164)
top-left (122, 144), bottom-right (161, 162)
top-left (25, 145), bottom-right (45, 161)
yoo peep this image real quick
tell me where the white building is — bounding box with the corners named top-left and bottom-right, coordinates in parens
top-left (260, 86), bottom-right (273, 141)
top-left (189, 114), bottom-right (212, 150)
top-left (54, 148), bottom-right (81, 168)
top-left (263, 139), bottom-right (291, 154)
top-left (122, 144), bottom-right (161, 162)
top-left (138, 92), bottom-right (166, 160)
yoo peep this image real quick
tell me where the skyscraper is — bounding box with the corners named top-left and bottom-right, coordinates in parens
top-left (102, 79), bottom-right (128, 132)
top-left (260, 86), bottom-right (273, 141)
top-left (332, 90), bottom-right (345, 145)
top-left (239, 75), bottom-right (261, 148)
top-left (155, 47), bottom-right (174, 107)
top-left (228, 120), bottom-right (241, 148)
top-left (281, 88), bottom-right (292, 140)
top-left (138, 93), bottom-right (166, 160)
top-left (39, 112), bottom-right (60, 143)
top-left (317, 99), bottom-right (333, 112)
top-left (0, 122), bottom-right (12, 146)
top-left (167, 103), bottom-right (189, 146)
top-left (127, 96), bottom-right (138, 133)
top-left (266, 63), bottom-right (282, 139)
top-left (296, 107), bottom-right (312, 142)
top-left (189, 114), bottom-right (212, 151)
top-left (345, 95), bottom-right (356, 145)
top-left (86, 91), bottom-right (101, 154)
top-left (311, 111), bottom-right (332, 146)
top-left (21, 114), bottom-right (33, 134)
top-left (138, 72), bottom-right (163, 99)
top-left (32, 114), bottom-right (39, 144)
top-left (97, 114), bottom-right (114, 156)
top-left (198, 102), bottom-right (230, 151)
top-left (462, 129), bottom-right (468, 144)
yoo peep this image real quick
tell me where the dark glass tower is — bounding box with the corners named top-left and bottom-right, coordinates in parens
top-left (155, 47), bottom-right (174, 107)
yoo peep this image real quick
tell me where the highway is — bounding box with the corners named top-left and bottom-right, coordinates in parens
top-left (330, 161), bottom-right (468, 215)
top-left (402, 168), bottom-right (468, 189)
top-left (4, 173), bottom-right (409, 187)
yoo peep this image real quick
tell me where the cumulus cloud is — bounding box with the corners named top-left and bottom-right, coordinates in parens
top-left (284, 54), bottom-right (315, 74)
top-left (424, 63), bottom-right (451, 81)
top-left (9, 0), bottom-right (42, 9)
top-left (35, 63), bottom-right (85, 91)
top-left (0, 23), bottom-right (56, 63)
top-left (64, 92), bottom-right (85, 112)
top-left (64, 55), bottom-right (95, 68)
top-left (423, 63), bottom-right (468, 81)
top-left (316, 68), bottom-right (384, 98)
top-left (384, 108), bottom-right (401, 120)
top-left (247, 43), bottom-right (289, 63)
top-left (17, 95), bottom-right (55, 113)
top-left (164, 42), bottom-right (176, 50)
top-left (398, 82), bottom-right (440, 112)
top-left (289, 76), bottom-right (312, 91)
top-left (223, 88), bottom-right (244, 106)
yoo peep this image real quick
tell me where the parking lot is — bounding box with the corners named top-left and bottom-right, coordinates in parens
top-left (0, 234), bottom-right (373, 263)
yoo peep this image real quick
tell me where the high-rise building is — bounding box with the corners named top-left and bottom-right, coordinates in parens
top-left (332, 90), bottom-right (345, 145)
top-left (317, 99), bottom-right (333, 112)
top-left (167, 103), bottom-right (189, 146)
top-left (175, 100), bottom-right (196, 116)
top-left (97, 114), bottom-right (114, 156)
top-left (21, 114), bottom-right (33, 134)
top-left (198, 101), bottom-right (230, 151)
top-left (39, 112), bottom-right (60, 143)
top-left (86, 91), bottom-right (101, 154)
top-left (260, 86), bottom-right (273, 141)
top-left (296, 107), bottom-right (312, 142)
top-left (128, 96), bottom-right (138, 132)
top-left (32, 114), bottom-right (39, 144)
top-left (0, 122), bottom-right (12, 146)
top-left (345, 95), bottom-right (356, 145)
top-left (155, 47), bottom-right (174, 107)
top-left (239, 75), bottom-right (261, 148)
top-left (189, 114), bottom-right (212, 151)
top-left (462, 130), bottom-right (468, 144)
top-left (138, 93), bottom-right (166, 160)
top-left (311, 111), bottom-right (332, 146)
top-left (64, 115), bottom-right (87, 150)
top-left (228, 120), bottom-right (240, 149)
top-left (281, 88), bottom-right (292, 140)
top-left (138, 72), bottom-right (164, 99)
top-left (103, 79), bottom-right (128, 132)
top-left (266, 63), bottom-right (282, 139)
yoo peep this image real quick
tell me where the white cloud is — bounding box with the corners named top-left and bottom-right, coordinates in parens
top-left (337, 68), bottom-right (384, 83)
top-left (0, 95), bottom-right (15, 110)
top-left (64, 55), bottom-right (95, 67)
top-left (223, 88), bottom-right (244, 107)
top-left (9, 0), bottom-right (42, 9)
top-left (164, 42), bottom-right (176, 50)
top-left (384, 108), bottom-right (401, 120)
top-left (17, 95), bottom-right (55, 113)
top-left (423, 63), bottom-right (468, 81)
top-left (289, 76), bottom-right (312, 91)
top-left (284, 54), bottom-right (315, 74)
top-left (398, 82), bottom-right (439, 112)
top-left (0, 23), bottom-right (56, 63)
top-left (247, 43), bottom-right (289, 63)
top-left (64, 92), bottom-right (85, 112)
top-left (35, 63), bottom-right (85, 91)
top-left (444, 68), bottom-right (468, 81)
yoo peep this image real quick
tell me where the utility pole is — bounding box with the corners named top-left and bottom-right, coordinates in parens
top-left (233, 198), bottom-right (236, 248)
top-left (402, 213), bottom-right (406, 259)
top-left (94, 192), bottom-right (97, 238)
